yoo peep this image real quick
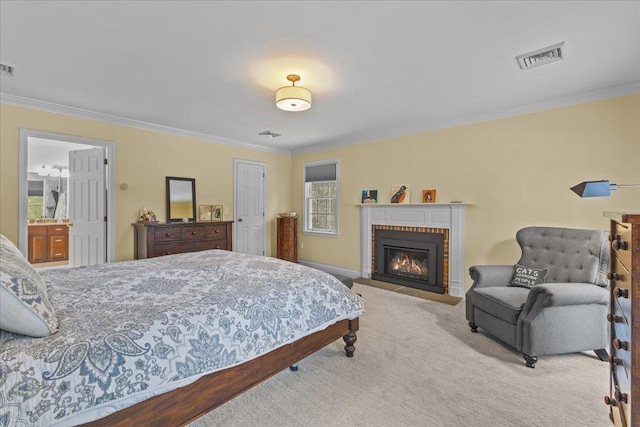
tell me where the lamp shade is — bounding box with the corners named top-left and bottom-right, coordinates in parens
top-left (275, 85), bottom-right (312, 111)
top-left (570, 180), bottom-right (618, 197)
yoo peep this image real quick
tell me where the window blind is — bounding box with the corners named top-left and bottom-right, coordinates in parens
top-left (305, 163), bottom-right (336, 182)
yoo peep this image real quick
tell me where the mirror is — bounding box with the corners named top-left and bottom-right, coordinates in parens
top-left (166, 177), bottom-right (196, 222)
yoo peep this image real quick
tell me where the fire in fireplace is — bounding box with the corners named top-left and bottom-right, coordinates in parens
top-left (372, 229), bottom-right (444, 294)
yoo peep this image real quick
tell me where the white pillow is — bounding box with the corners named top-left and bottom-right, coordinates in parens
top-left (0, 234), bottom-right (58, 337)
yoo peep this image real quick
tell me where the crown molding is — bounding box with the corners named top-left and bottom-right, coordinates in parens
top-left (0, 93), bottom-right (292, 155)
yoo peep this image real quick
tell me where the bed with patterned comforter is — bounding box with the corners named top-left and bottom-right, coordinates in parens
top-left (0, 249), bottom-right (364, 426)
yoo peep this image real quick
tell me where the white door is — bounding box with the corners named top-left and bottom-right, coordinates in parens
top-left (234, 160), bottom-right (266, 255)
top-left (68, 148), bottom-right (106, 266)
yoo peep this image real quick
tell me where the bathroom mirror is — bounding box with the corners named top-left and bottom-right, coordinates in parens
top-left (166, 177), bottom-right (196, 222)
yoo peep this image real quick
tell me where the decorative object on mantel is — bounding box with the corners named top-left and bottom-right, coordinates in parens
top-left (278, 212), bottom-right (297, 218)
top-left (275, 74), bottom-right (312, 112)
top-left (570, 179), bottom-right (640, 197)
top-left (390, 185), bottom-right (410, 204)
top-left (361, 190), bottom-right (378, 204)
top-left (422, 189), bottom-right (437, 203)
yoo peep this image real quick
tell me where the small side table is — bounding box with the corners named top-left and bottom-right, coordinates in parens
top-left (277, 217), bottom-right (298, 263)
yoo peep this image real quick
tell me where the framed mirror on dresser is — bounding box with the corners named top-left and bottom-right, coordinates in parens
top-left (166, 177), bottom-right (196, 222)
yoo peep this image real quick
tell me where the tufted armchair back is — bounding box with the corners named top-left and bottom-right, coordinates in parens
top-left (516, 226), bottom-right (610, 287)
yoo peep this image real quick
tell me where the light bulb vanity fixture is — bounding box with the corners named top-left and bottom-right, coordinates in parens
top-left (570, 180), bottom-right (640, 198)
top-left (275, 74), bottom-right (312, 112)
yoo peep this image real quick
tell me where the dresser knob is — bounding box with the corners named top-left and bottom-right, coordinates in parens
top-left (215, 246), bottom-right (221, 249)
top-left (165, 233), bottom-right (171, 237)
top-left (608, 272), bottom-right (623, 281)
top-left (614, 390), bottom-right (628, 404)
top-left (607, 314), bottom-right (623, 323)
top-left (611, 235), bottom-right (629, 251)
top-left (613, 339), bottom-right (629, 351)
top-left (166, 252), bottom-right (172, 255)
top-left (192, 231), bottom-right (196, 235)
top-left (614, 287), bottom-right (629, 299)
top-left (608, 355), bottom-right (623, 365)
top-left (215, 229), bottom-right (220, 233)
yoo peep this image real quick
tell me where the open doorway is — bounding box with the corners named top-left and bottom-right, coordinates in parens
top-left (18, 129), bottom-right (116, 267)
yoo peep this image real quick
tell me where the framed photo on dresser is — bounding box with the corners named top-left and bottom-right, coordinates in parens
top-left (199, 205), bottom-right (214, 221)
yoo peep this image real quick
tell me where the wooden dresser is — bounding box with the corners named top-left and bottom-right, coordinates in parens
top-left (605, 212), bottom-right (640, 426)
top-left (28, 224), bottom-right (69, 264)
top-left (277, 217), bottom-right (297, 263)
top-left (134, 221), bottom-right (233, 259)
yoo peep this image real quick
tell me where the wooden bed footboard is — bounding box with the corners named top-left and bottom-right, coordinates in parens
top-left (84, 317), bottom-right (359, 426)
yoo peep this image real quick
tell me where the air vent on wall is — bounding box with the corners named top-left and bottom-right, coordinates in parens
top-left (0, 63), bottom-right (15, 76)
top-left (516, 42), bottom-right (565, 70)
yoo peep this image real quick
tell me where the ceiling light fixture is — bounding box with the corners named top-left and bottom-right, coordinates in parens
top-left (275, 74), bottom-right (312, 112)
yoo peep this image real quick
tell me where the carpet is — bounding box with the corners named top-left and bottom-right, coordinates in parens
top-left (189, 283), bottom-right (609, 427)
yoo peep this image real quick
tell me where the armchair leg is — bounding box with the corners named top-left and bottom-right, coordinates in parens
top-left (523, 353), bottom-right (538, 368)
top-left (469, 322), bottom-right (478, 333)
top-left (594, 349), bottom-right (608, 361)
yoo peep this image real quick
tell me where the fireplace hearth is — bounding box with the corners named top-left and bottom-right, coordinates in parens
top-left (372, 229), bottom-right (444, 294)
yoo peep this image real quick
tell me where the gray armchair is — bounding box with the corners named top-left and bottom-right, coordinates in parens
top-left (465, 226), bottom-right (610, 368)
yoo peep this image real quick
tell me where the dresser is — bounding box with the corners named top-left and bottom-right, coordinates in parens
top-left (605, 212), bottom-right (640, 427)
top-left (28, 223), bottom-right (69, 263)
top-left (133, 221), bottom-right (233, 259)
top-left (277, 217), bottom-right (297, 263)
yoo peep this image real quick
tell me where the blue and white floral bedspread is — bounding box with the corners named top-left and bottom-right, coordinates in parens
top-left (0, 250), bottom-right (364, 426)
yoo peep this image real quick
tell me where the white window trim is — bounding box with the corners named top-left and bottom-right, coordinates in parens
top-left (303, 159), bottom-right (339, 237)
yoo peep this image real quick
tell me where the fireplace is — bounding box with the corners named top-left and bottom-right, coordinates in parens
top-left (372, 229), bottom-right (445, 294)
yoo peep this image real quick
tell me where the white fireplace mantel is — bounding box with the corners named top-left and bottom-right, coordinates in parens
top-left (359, 203), bottom-right (467, 297)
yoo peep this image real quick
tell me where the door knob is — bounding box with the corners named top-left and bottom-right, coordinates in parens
top-left (238, 218), bottom-right (243, 222)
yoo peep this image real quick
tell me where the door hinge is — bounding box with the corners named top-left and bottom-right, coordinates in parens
top-left (263, 173), bottom-right (265, 178)
top-left (263, 212), bottom-right (265, 217)
top-left (104, 159), bottom-right (108, 165)
top-left (104, 216), bottom-right (107, 222)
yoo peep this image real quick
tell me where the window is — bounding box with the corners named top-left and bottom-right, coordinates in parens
top-left (304, 160), bottom-right (339, 236)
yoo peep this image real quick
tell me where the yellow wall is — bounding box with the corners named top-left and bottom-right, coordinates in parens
top-left (0, 104), bottom-right (292, 261)
top-left (292, 94), bottom-right (640, 287)
top-left (2, 95), bottom-right (638, 290)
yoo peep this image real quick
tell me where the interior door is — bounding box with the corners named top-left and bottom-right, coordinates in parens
top-left (68, 148), bottom-right (106, 266)
top-left (234, 160), bottom-right (266, 255)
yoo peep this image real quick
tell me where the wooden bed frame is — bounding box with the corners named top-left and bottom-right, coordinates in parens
top-left (84, 317), bottom-right (359, 426)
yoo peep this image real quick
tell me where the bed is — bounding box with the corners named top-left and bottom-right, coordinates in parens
top-left (0, 235), bottom-right (364, 426)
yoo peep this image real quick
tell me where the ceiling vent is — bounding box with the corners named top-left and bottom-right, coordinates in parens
top-left (0, 63), bottom-right (15, 77)
top-left (516, 42), bottom-right (565, 70)
top-left (259, 130), bottom-right (281, 138)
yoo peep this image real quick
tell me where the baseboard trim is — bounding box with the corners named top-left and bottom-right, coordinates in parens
top-left (298, 259), bottom-right (360, 279)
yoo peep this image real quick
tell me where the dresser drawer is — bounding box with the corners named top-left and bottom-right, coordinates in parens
top-left (47, 225), bottom-right (68, 235)
top-left (612, 222), bottom-right (633, 270)
top-left (205, 224), bottom-right (227, 240)
top-left (154, 240), bottom-right (217, 257)
top-left (154, 226), bottom-right (182, 242)
top-left (182, 225), bottom-right (205, 240)
top-left (209, 238), bottom-right (228, 250)
top-left (611, 256), bottom-right (632, 291)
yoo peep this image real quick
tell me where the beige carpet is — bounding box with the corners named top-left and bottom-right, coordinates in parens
top-left (189, 283), bottom-right (609, 427)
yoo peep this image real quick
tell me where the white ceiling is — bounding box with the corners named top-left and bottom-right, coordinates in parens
top-left (1, 1), bottom-right (639, 154)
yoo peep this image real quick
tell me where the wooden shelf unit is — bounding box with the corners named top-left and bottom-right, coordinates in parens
top-left (277, 217), bottom-right (298, 263)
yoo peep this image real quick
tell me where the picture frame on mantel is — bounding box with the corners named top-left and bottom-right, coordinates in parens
top-left (390, 185), bottom-right (410, 204)
top-left (361, 190), bottom-right (378, 204)
top-left (422, 189), bottom-right (437, 203)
